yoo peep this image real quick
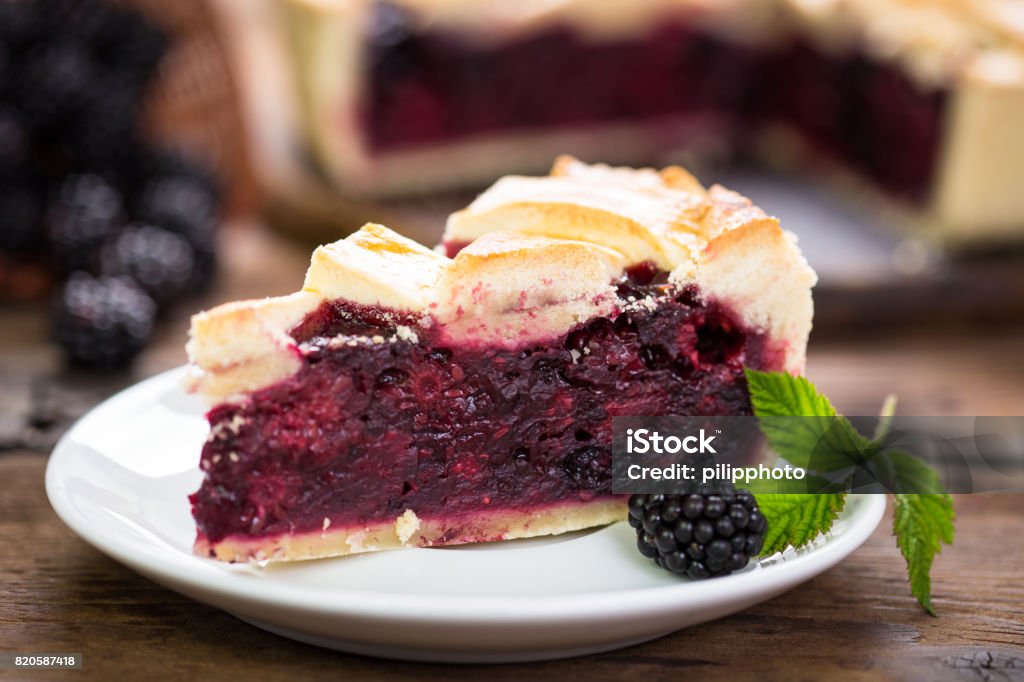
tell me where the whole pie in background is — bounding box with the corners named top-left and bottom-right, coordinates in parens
top-left (281, 0), bottom-right (1024, 244)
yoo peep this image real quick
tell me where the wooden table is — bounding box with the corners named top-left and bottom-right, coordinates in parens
top-left (2, 225), bottom-right (1023, 681)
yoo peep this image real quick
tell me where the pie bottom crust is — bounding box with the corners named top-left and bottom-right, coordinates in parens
top-left (195, 498), bottom-right (628, 563)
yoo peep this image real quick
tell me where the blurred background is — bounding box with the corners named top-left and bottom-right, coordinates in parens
top-left (2, 0), bottom-right (1024, 453)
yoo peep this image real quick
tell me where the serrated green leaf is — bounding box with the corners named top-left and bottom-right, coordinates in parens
top-left (744, 369), bottom-right (956, 616)
top-left (893, 493), bottom-right (955, 615)
top-left (756, 492), bottom-right (848, 556)
top-left (745, 368), bottom-right (838, 418)
top-left (871, 449), bottom-right (945, 495)
top-left (745, 369), bottom-right (874, 471)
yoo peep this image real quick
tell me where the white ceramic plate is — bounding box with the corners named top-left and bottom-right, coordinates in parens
top-left (46, 367), bottom-right (885, 663)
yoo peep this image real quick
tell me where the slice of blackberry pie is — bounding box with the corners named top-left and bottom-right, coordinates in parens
top-left (185, 158), bottom-right (816, 562)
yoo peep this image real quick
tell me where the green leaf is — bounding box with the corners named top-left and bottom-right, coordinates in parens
top-left (892, 493), bottom-right (955, 615)
top-left (744, 369), bottom-right (956, 615)
top-left (745, 369), bottom-right (873, 471)
top-left (756, 492), bottom-right (848, 556)
top-left (870, 449), bottom-right (945, 495)
top-left (745, 368), bottom-right (838, 418)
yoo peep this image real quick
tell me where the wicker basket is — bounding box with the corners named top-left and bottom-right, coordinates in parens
top-left (119, 0), bottom-right (258, 217)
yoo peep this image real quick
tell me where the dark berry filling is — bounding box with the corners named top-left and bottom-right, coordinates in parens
top-left (365, 20), bottom-right (756, 149)
top-left (767, 42), bottom-right (947, 203)
top-left (191, 265), bottom-right (784, 545)
top-left (363, 11), bottom-right (946, 202)
top-left (442, 240), bottom-right (470, 259)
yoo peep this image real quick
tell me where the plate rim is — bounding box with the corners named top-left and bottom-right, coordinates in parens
top-left (46, 366), bottom-right (886, 625)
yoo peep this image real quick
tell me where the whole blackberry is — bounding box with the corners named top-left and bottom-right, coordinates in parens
top-left (629, 487), bottom-right (767, 579)
top-left (134, 174), bottom-right (218, 251)
top-left (83, 1), bottom-right (168, 86)
top-left (102, 224), bottom-right (195, 305)
top-left (46, 174), bottom-right (123, 273)
top-left (53, 273), bottom-right (156, 368)
top-left (16, 40), bottom-right (96, 126)
top-left (134, 174), bottom-right (220, 292)
top-left (138, 147), bottom-right (221, 199)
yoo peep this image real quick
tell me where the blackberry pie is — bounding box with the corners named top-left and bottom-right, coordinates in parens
top-left (186, 158), bottom-right (816, 562)
top-left (284, 0), bottom-right (1024, 242)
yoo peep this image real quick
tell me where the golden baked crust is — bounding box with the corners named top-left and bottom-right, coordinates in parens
top-left (186, 291), bottom-right (318, 403)
top-left (187, 158), bottom-right (816, 403)
top-left (435, 231), bottom-right (626, 348)
top-left (446, 157), bottom-right (817, 373)
top-left (196, 499), bottom-right (627, 563)
top-left (447, 157), bottom-right (710, 270)
top-left (304, 222), bottom-right (449, 310)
